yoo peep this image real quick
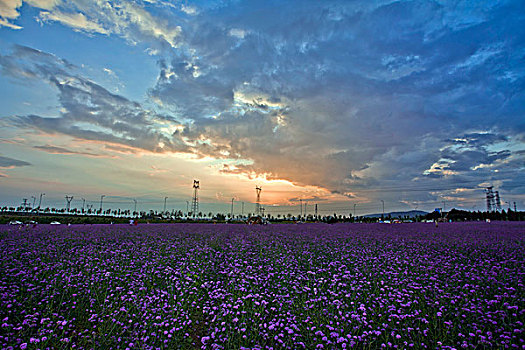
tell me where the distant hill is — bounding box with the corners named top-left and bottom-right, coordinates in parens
top-left (362, 210), bottom-right (428, 218)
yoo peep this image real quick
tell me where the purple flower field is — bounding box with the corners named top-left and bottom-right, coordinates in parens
top-left (0, 222), bottom-right (523, 349)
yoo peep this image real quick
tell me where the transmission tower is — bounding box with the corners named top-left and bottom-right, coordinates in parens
top-left (191, 180), bottom-right (200, 218)
top-left (65, 195), bottom-right (74, 212)
top-left (304, 202), bottom-right (307, 217)
top-left (485, 187), bottom-right (495, 212)
top-left (255, 186), bottom-right (262, 216)
top-left (495, 191), bottom-right (502, 211)
top-left (38, 193), bottom-right (45, 210)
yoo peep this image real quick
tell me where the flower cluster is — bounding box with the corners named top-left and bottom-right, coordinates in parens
top-left (1, 222), bottom-right (523, 349)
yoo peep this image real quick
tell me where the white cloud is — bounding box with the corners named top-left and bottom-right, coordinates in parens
top-left (4, 1), bottom-right (183, 49)
top-left (0, 0), bottom-right (60, 28)
top-left (0, 0), bottom-right (22, 28)
top-left (25, 0), bottom-right (59, 10)
top-left (229, 28), bottom-right (246, 39)
top-left (103, 67), bottom-right (116, 77)
top-left (145, 48), bottom-right (159, 56)
top-left (450, 44), bottom-right (504, 75)
top-left (118, 1), bottom-right (181, 48)
top-left (180, 4), bottom-right (198, 15)
top-left (0, 0), bottom-right (21, 18)
top-left (0, 16), bottom-right (21, 28)
top-left (38, 10), bottom-right (108, 34)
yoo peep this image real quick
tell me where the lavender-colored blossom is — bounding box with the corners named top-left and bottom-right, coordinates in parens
top-left (0, 222), bottom-right (524, 349)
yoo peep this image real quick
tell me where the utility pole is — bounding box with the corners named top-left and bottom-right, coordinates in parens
top-left (65, 195), bottom-right (74, 212)
top-left (81, 198), bottom-right (86, 213)
top-left (21, 198), bottom-right (29, 210)
top-left (231, 198), bottom-right (234, 219)
top-left (31, 196), bottom-right (37, 209)
top-left (315, 203), bottom-right (318, 218)
top-left (514, 202), bottom-right (517, 212)
top-left (133, 199), bottom-right (137, 215)
top-left (241, 202), bottom-right (244, 217)
top-left (443, 200), bottom-right (446, 214)
top-left (100, 195), bottom-right (105, 213)
top-left (163, 196), bottom-right (168, 213)
top-left (381, 200), bottom-right (385, 218)
top-left (300, 199), bottom-right (302, 217)
top-left (353, 203), bottom-right (357, 217)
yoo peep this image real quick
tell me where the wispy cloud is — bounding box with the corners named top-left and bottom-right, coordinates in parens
top-left (34, 1), bottom-right (181, 48)
top-left (0, 154), bottom-right (31, 167)
top-left (38, 10), bottom-right (108, 34)
top-left (33, 144), bottom-right (109, 158)
top-left (0, 154), bottom-right (30, 178)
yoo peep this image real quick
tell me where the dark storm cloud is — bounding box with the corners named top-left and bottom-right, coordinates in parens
top-left (147, 0), bottom-right (525, 200)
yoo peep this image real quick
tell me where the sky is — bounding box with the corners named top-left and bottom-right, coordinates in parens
top-left (0, 0), bottom-right (524, 216)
